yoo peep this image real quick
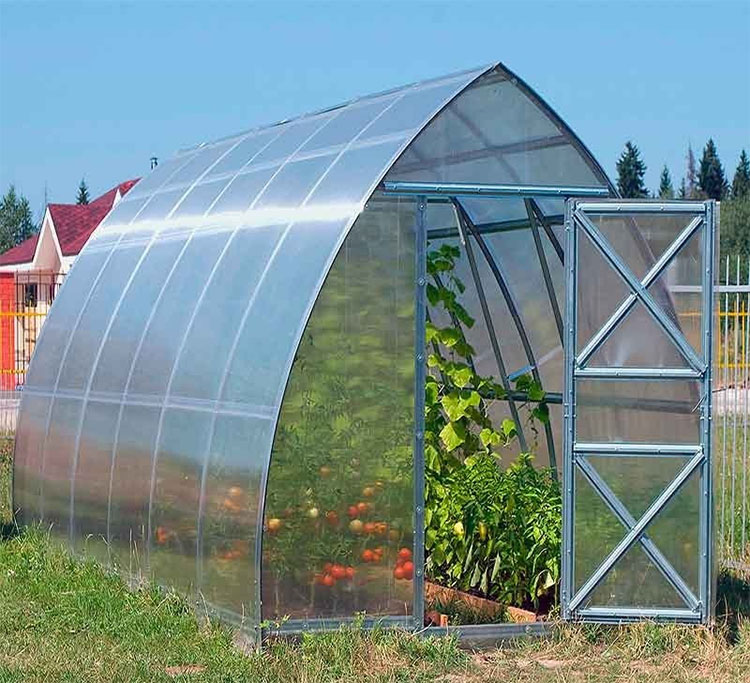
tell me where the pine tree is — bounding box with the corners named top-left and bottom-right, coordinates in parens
top-left (678, 178), bottom-right (687, 199)
top-left (698, 138), bottom-right (728, 200)
top-left (76, 178), bottom-right (90, 205)
top-left (0, 185), bottom-right (37, 253)
top-left (732, 149), bottom-right (750, 199)
top-left (686, 145), bottom-right (698, 199)
top-left (616, 141), bottom-right (648, 198)
top-left (658, 165), bottom-right (674, 199)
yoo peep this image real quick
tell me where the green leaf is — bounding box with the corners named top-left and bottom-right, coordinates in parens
top-left (426, 283), bottom-right (440, 306)
top-left (470, 563), bottom-right (482, 588)
top-left (438, 327), bottom-right (462, 347)
top-left (479, 428), bottom-right (501, 447)
top-left (439, 421), bottom-right (466, 451)
top-left (501, 418), bottom-right (517, 438)
top-left (491, 554), bottom-right (502, 582)
top-left (448, 365), bottom-right (473, 388)
top-left (425, 322), bottom-right (439, 343)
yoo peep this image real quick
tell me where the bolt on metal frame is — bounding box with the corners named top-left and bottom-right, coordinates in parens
top-left (562, 199), bottom-right (716, 624)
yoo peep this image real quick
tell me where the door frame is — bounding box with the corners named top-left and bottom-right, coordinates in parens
top-left (561, 199), bottom-right (716, 624)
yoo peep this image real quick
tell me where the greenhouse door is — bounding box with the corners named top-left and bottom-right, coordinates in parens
top-left (562, 199), bottom-right (716, 624)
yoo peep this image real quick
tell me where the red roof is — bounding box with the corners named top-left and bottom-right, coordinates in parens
top-left (0, 179), bottom-right (139, 266)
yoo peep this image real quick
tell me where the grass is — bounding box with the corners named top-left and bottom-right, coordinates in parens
top-left (0, 527), bottom-right (748, 682)
top-left (716, 422), bottom-right (750, 561)
top-left (2, 452), bottom-right (750, 680)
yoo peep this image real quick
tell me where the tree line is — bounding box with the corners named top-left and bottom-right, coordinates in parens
top-left (617, 141), bottom-right (749, 261)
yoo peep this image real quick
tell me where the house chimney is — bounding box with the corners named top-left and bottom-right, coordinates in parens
top-left (150, 156), bottom-right (158, 170)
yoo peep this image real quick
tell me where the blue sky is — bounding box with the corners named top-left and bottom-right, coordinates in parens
top-left (1, 0), bottom-right (748, 217)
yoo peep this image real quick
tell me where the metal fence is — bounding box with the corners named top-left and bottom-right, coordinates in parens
top-left (716, 254), bottom-right (750, 564)
top-left (0, 272), bottom-right (65, 433)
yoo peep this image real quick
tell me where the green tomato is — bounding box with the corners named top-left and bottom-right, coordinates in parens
top-left (453, 521), bottom-right (464, 538)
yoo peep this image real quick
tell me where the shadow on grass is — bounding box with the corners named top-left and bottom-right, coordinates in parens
top-left (716, 565), bottom-right (750, 643)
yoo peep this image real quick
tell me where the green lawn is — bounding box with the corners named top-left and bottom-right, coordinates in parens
top-left (2, 447), bottom-right (750, 681)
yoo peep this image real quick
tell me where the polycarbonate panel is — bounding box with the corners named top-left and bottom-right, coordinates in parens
top-left (574, 468), bottom-right (626, 593)
top-left (169, 225), bottom-right (285, 401)
top-left (586, 544), bottom-right (686, 609)
top-left (24, 249), bottom-right (111, 389)
top-left (201, 413), bottom-right (272, 619)
top-left (11, 393), bottom-right (51, 523)
top-left (109, 404), bottom-right (160, 574)
top-left (591, 213), bottom-right (696, 281)
top-left (90, 237), bottom-right (188, 396)
top-left (574, 459), bottom-right (700, 606)
top-left (150, 408), bottom-right (213, 595)
top-left (262, 194), bottom-right (415, 621)
top-left (127, 231), bottom-right (232, 397)
top-left (386, 67), bottom-right (609, 188)
top-left (39, 397), bottom-right (82, 541)
top-left (57, 245), bottom-right (147, 391)
top-left (576, 380), bottom-right (702, 444)
top-left (70, 400), bottom-right (120, 558)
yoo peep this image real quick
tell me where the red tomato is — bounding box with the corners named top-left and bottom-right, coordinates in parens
top-left (357, 502), bottom-right (369, 514)
top-left (362, 549), bottom-right (374, 563)
top-left (325, 511), bottom-right (339, 526)
top-left (322, 574), bottom-right (335, 587)
top-left (363, 522), bottom-right (376, 534)
top-left (332, 565), bottom-right (347, 580)
top-left (401, 561), bottom-right (414, 579)
top-left (394, 566), bottom-right (406, 580)
top-left (347, 505), bottom-right (359, 519)
top-left (398, 547), bottom-right (412, 561)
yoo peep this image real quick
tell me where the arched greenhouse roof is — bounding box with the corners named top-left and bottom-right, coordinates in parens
top-left (14, 62), bottom-right (615, 632)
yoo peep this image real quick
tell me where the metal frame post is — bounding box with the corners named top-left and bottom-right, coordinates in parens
top-left (413, 196), bottom-right (427, 628)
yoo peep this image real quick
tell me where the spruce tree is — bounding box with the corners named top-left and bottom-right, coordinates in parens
top-left (678, 178), bottom-right (687, 199)
top-left (658, 165), bottom-right (674, 199)
top-left (616, 141), bottom-right (648, 198)
top-left (686, 145), bottom-right (698, 199)
top-left (76, 178), bottom-right (90, 205)
top-left (0, 185), bottom-right (37, 252)
top-left (698, 138), bottom-right (728, 200)
top-left (732, 149), bottom-right (750, 199)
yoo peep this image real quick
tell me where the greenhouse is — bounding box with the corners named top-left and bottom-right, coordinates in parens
top-left (12, 62), bottom-right (717, 639)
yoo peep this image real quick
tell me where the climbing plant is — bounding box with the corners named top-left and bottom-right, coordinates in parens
top-left (424, 242), bottom-right (561, 610)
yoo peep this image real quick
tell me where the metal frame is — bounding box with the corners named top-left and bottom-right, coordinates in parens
top-left (413, 197), bottom-right (428, 628)
top-left (562, 199), bottom-right (715, 624)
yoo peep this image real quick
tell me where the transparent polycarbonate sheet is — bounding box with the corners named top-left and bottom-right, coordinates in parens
top-left (574, 468), bottom-right (626, 593)
top-left (40, 397), bottom-right (83, 542)
top-left (109, 404), bottom-right (160, 575)
top-left (386, 67), bottom-right (609, 188)
top-left (590, 213), bottom-right (697, 282)
top-left (11, 394), bottom-right (51, 523)
top-left (57, 245), bottom-right (147, 391)
top-left (126, 231), bottom-right (232, 398)
top-left (70, 400), bottom-right (120, 559)
top-left (150, 408), bottom-right (213, 595)
top-left (262, 195), bottom-right (415, 621)
top-left (23, 249), bottom-right (111, 390)
top-left (576, 380), bottom-right (702, 444)
top-left (169, 226), bottom-right (285, 401)
top-left (574, 458), bottom-right (701, 608)
top-left (90, 237), bottom-right (188, 396)
top-left (201, 414), bottom-right (271, 619)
